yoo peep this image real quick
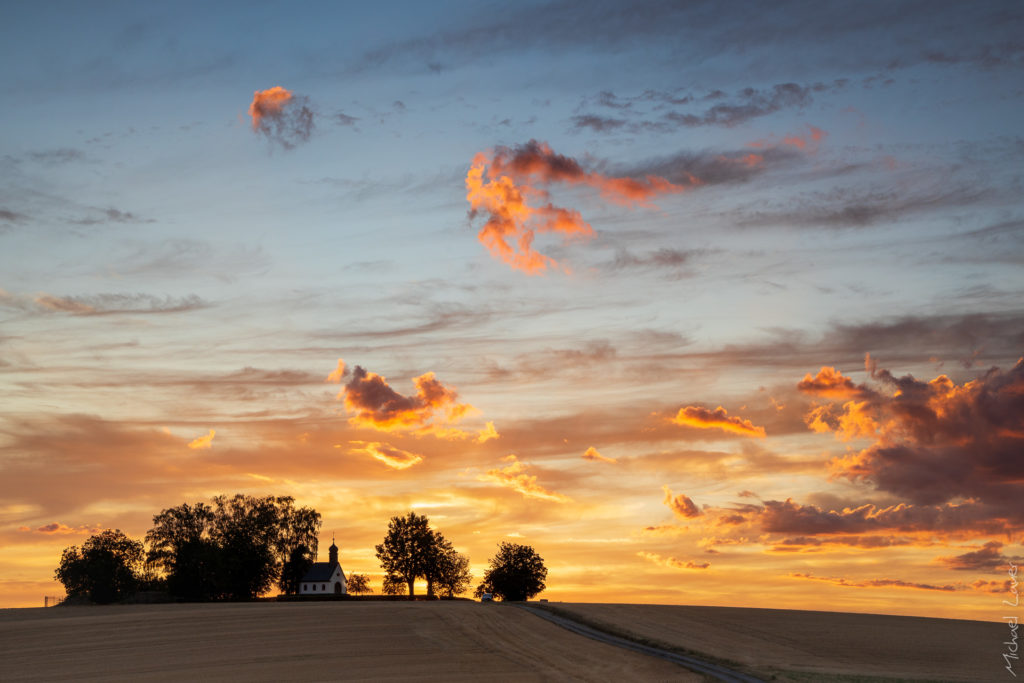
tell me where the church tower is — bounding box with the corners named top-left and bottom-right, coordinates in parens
top-left (328, 536), bottom-right (339, 566)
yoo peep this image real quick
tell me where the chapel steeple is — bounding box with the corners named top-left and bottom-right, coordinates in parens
top-left (328, 534), bottom-right (338, 565)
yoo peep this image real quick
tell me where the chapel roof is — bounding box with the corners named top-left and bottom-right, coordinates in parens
top-left (300, 561), bottom-right (341, 583)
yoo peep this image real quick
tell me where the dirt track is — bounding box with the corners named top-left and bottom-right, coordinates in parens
top-left (0, 601), bottom-right (697, 682)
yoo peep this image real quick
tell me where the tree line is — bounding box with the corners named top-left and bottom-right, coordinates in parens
top-left (55, 495), bottom-right (547, 604)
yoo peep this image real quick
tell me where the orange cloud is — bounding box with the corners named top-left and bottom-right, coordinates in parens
top-left (19, 522), bottom-right (101, 535)
top-left (637, 551), bottom-right (709, 570)
top-left (581, 446), bottom-right (616, 463)
top-left (349, 441), bottom-right (424, 470)
top-left (326, 359), bottom-right (347, 383)
top-left (748, 125), bottom-right (826, 152)
top-left (340, 363), bottom-right (475, 436)
top-left (248, 86), bottom-right (314, 149)
top-left (797, 366), bottom-right (868, 399)
top-left (475, 421), bottom-right (499, 444)
top-left (466, 140), bottom-right (694, 273)
top-left (477, 454), bottom-right (571, 502)
top-left (782, 125), bottom-right (826, 150)
top-left (662, 485), bottom-right (702, 519)
top-left (725, 497), bottom-right (1014, 538)
top-left (187, 429), bottom-right (215, 450)
top-left (671, 405), bottom-right (766, 437)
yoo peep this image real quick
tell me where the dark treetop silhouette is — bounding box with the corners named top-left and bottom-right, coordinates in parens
top-left (375, 511), bottom-right (471, 598)
top-left (55, 529), bottom-right (145, 604)
top-left (475, 542), bottom-right (547, 602)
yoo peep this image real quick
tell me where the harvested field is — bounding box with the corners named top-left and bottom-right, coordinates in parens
top-left (0, 601), bottom-right (697, 682)
top-left (541, 603), bottom-right (1009, 682)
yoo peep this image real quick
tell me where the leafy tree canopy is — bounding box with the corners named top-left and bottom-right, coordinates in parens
top-left (55, 529), bottom-right (144, 604)
top-left (144, 494), bottom-right (321, 600)
top-left (346, 573), bottom-right (372, 594)
top-left (375, 512), bottom-right (434, 597)
top-left (475, 542), bottom-right (547, 602)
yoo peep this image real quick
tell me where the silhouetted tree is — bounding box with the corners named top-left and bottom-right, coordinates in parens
top-left (55, 529), bottom-right (144, 604)
top-left (346, 573), bottom-right (372, 594)
top-left (145, 503), bottom-right (221, 600)
top-left (475, 542), bottom-right (547, 602)
top-left (279, 544), bottom-right (315, 596)
top-left (275, 503), bottom-right (321, 594)
top-left (146, 494), bottom-right (321, 600)
top-left (421, 530), bottom-right (454, 597)
top-left (421, 530), bottom-right (472, 597)
top-left (375, 512), bottom-right (434, 597)
top-left (434, 549), bottom-right (473, 598)
top-left (381, 573), bottom-right (405, 595)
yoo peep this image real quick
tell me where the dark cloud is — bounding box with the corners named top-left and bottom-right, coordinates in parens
top-left (772, 535), bottom-right (913, 550)
top-left (743, 498), bottom-right (1012, 536)
top-left (605, 247), bottom-right (702, 274)
top-left (571, 114), bottom-right (628, 132)
top-left (340, 363), bottom-right (481, 437)
top-left (662, 83), bottom-right (815, 128)
top-left (735, 183), bottom-right (996, 229)
top-left (937, 541), bottom-right (1017, 572)
top-left (673, 312), bottom-right (1024, 373)
top-left (0, 209), bottom-right (28, 223)
top-left (26, 148), bottom-right (85, 164)
top-left (816, 359), bottom-right (1024, 527)
top-left (618, 144), bottom-right (805, 187)
top-left (335, 112), bottom-right (359, 126)
top-left (791, 573), bottom-right (963, 592)
top-left (70, 207), bottom-right (154, 226)
top-left (352, 1), bottom-right (1022, 78)
top-left (663, 486), bottom-right (702, 519)
top-left (571, 82), bottom-right (843, 135)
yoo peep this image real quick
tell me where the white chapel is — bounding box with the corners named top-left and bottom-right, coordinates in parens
top-left (299, 538), bottom-right (347, 595)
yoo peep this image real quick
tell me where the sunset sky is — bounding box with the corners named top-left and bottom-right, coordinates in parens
top-left (2, 1), bottom-right (1023, 619)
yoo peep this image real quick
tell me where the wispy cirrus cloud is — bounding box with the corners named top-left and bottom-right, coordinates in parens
top-left (637, 551), bottom-right (709, 570)
top-left (581, 446), bottom-right (616, 464)
top-left (70, 207), bottom-right (154, 226)
top-left (17, 522), bottom-right (101, 535)
top-left (573, 82), bottom-right (842, 133)
top-left (349, 441), bottom-right (424, 470)
top-left (187, 429), bottom-right (215, 450)
top-left (477, 454), bottom-right (571, 502)
top-left (0, 290), bottom-right (209, 316)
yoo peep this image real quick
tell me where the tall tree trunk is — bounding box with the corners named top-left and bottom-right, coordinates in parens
top-left (407, 577), bottom-right (414, 598)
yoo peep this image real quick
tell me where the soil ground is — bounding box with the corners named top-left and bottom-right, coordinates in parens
top-left (0, 601), bottom-right (1010, 681)
top-left (541, 602), bottom-right (1009, 682)
top-left (0, 601), bottom-right (696, 682)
